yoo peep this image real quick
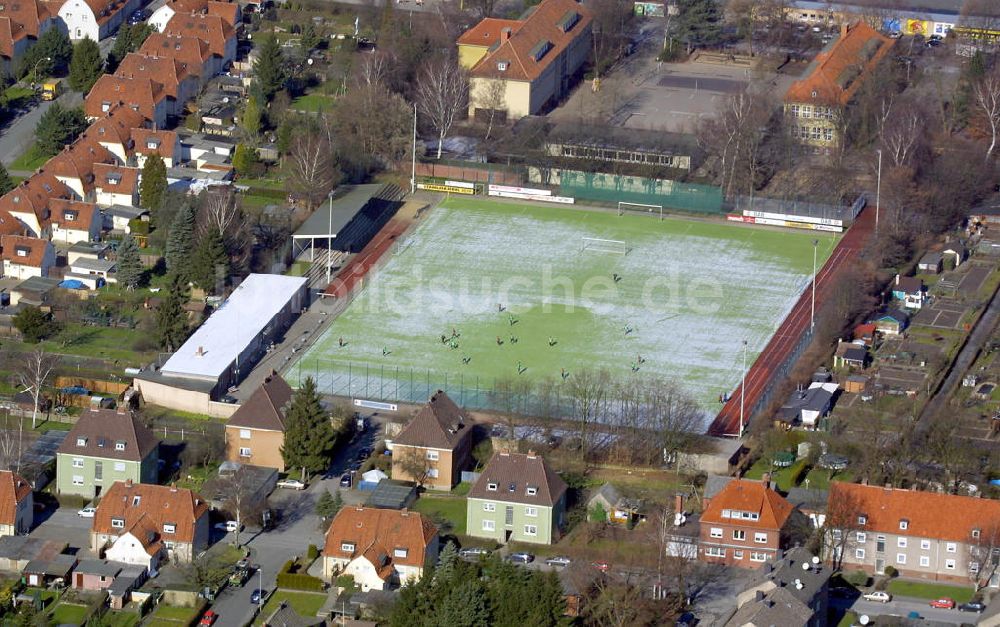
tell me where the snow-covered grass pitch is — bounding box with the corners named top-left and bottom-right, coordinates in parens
top-left (294, 198), bottom-right (837, 412)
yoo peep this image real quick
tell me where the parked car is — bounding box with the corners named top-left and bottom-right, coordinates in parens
top-left (959, 601), bottom-right (986, 612)
top-left (251, 588), bottom-right (268, 605)
top-left (339, 473), bottom-right (352, 488)
top-left (507, 552), bottom-right (534, 564)
top-left (229, 568), bottom-right (251, 586)
top-left (592, 560), bottom-right (610, 573)
top-left (277, 478), bottom-right (306, 490)
top-left (929, 598), bottom-right (955, 609)
top-left (458, 547), bottom-right (492, 561)
top-left (863, 591), bottom-right (891, 603)
top-left (77, 507), bottom-right (96, 518)
top-left (215, 520), bottom-right (242, 533)
top-left (198, 610), bottom-right (218, 626)
top-left (545, 556), bottom-right (572, 567)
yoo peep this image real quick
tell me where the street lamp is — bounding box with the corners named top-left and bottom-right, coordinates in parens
top-left (31, 56), bottom-right (51, 89)
top-left (739, 339), bottom-right (748, 437)
top-left (326, 190), bottom-right (334, 284)
top-left (875, 149), bottom-right (882, 236)
top-left (811, 239), bottom-right (818, 331)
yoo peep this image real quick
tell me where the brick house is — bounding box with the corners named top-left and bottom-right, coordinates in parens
top-left (390, 391), bottom-right (473, 491)
top-left (699, 478), bottom-right (795, 569)
top-left (224, 372), bottom-right (293, 471)
top-left (827, 482), bottom-right (1000, 587)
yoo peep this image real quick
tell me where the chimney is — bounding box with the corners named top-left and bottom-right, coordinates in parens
top-left (126, 478), bottom-right (133, 486)
top-left (674, 493), bottom-right (684, 515)
top-left (195, 346), bottom-right (204, 357)
top-left (401, 508), bottom-right (408, 517)
top-left (841, 22), bottom-right (849, 39)
top-left (526, 450), bottom-right (536, 459)
top-left (501, 27), bottom-right (511, 41)
top-left (754, 590), bottom-right (765, 602)
top-left (170, 482), bottom-right (177, 492)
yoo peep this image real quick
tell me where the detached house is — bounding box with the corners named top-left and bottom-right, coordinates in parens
top-left (224, 372), bottom-right (293, 471)
top-left (49, 199), bottom-right (100, 244)
top-left (891, 274), bottom-right (925, 310)
top-left (91, 480), bottom-right (209, 571)
top-left (0, 173), bottom-right (73, 237)
top-left (0, 471), bottom-right (33, 536)
top-left (56, 409), bottom-right (159, 498)
top-left (149, 0), bottom-right (239, 32)
top-left (0, 235), bottom-right (54, 279)
top-left (699, 478), bottom-right (795, 569)
top-left (828, 482), bottom-right (1000, 587)
top-left (59, 0), bottom-right (142, 41)
top-left (467, 451), bottom-right (567, 545)
top-left (321, 506), bottom-right (438, 591)
top-left (390, 391), bottom-right (473, 491)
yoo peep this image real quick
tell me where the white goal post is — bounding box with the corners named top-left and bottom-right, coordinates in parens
top-left (581, 237), bottom-right (630, 255)
top-left (618, 201), bottom-right (664, 220)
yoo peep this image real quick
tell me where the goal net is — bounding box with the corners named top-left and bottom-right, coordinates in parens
top-left (618, 201), bottom-right (664, 220)
top-left (581, 237), bottom-right (629, 255)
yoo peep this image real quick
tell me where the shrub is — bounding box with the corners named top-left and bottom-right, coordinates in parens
top-left (306, 544), bottom-right (319, 561)
top-left (276, 572), bottom-right (324, 592)
top-left (842, 570), bottom-right (870, 587)
top-left (882, 566), bottom-right (898, 578)
top-left (335, 575), bottom-right (356, 591)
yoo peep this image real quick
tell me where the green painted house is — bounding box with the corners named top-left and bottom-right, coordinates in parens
top-left (56, 409), bottom-right (160, 499)
top-left (466, 452), bottom-right (567, 545)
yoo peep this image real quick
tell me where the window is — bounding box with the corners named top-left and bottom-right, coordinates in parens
top-left (525, 507), bottom-right (538, 517)
top-left (164, 541), bottom-right (175, 550)
top-left (76, 437), bottom-right (87, 447)
top-left (945, 559), bottom-right (956, 570)
top-left (239, 429), bottom-right (251, 439)
top-left (114, 462), bottom-right (125, 472)
top-left (524, 525), bottom-right (537, 536)
top-left (898, 537), bottom-right (907, 548)
top-left (115, 441), bottom-right (125, 451)
top-left (341, 542), bottom-right (355, 552)
top-left (754, 532), bottom-right (768, 544)
top-left (856, 532), bottom-right (867, 543)
top-left (111, 518), bottom-right (125, 529)
top-left (899, 519), bottom-right (909, 530)
top-left (487, 483), bottom-right (497, 491)
top-left (94, 461), bottom-right (102, 480)
top-left (973, 529), bottom-right (981, 539)
top-left (239, 447), bottom-right (251, 458)
top-left (823, 128), bottom-right (834, 142)
top-left (72, 475), bottom-right (84, 486)
top-left (705, 547), bottom-right (725, 557)
top-left (163, 524), bottom-right (175, 534)
top-left (482, 520), bottom-right (495, 531)
top-left (72, 458), bottom-right (84, 468)
top-left (858, 515), bottom-right (867, 525)
top-left (483, 503), bottom-right (496, 512)
top-left (132, 496), bottom-right (140, 506)
top-left (710, 527), bottom-right (723, 539)
top-left (750, 552), bottom-right (768, 562)
top-left (920, 555), bottom-right (930, 567)
top-left (896, 553), bottom-right (906, 565)
top-left (427, 468), bottom-right (439, 479)
top-left (97, 438), bottom-right (106, 448)
top-left (734, 550), bottom-right (744, 559)
top-left (733, 529), bottom-right (746, 540)
top-left (394, 548), bottom-right (408, 558)
top-left (426, 450), bottom-right (439, 461)
top-left (721, 509), bottom-right (731, 519)
top-left (856, 549), bottom-right (866, 559)
top-left (947, 542), bottom-right (957, 553)
top-left (921, 539), bottom-right (931, 550)
top-left (526, 487), bottom-right (537, 496)
top-left (970, 561), bottom-right (980, 573)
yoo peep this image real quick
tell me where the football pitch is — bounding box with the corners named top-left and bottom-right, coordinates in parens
top-left (293, 198), bottom-right (837, 413)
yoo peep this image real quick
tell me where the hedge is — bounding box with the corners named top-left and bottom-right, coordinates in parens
top-left (276, 572), bottom-right (324, 592)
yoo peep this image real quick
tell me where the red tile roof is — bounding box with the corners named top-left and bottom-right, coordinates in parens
top-left (80, 0), bottom-right (134, 25)
top-left (164, 12), bottom-right (234, 59)
top-left (46, 136), bottom-right (115, 188)
top-left (701, 479), bottom-right (794, 530)
top-left (457, 17), bottom-right (523, 46)
top-left (94, 163), bottom-right (140, 195)
top-left (0, 0), bottom-right (48, 58)
top-left (131, 128), bottom-right (178, 159)
top-left (0, 470), bottom-right (31, 527)
top-left (48, 199), bottom-right (98, 232)
top-left (140, 32), bottom-right (212, 69)
top-left (88, 106), bottom-right (146, 149)
top-left (322, 507), bottom-right (437, 578)
top-left (463, 0), bottom-right (592, 82)
top-left (93, 481), bottom-right (208, 546)
top-left (0, 234), bottom-right (48, 268)
top-left (830, 482), bottom-right (1000, 543)
top-left (116, 52), bottom-right (194, 99)
top-left (0, 172), bottom-right (71, 229)
top-left (85, 75), bottom-right (167, 122)
top-left (0, 210), bottom-right (26, 236)
top-left (784, 22), bottom-right (895, 107)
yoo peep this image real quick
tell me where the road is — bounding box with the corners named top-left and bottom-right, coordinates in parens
top-left (0, 90), bottom-right (82, 169)
top-left (836, 595), bottom-right (978, 625)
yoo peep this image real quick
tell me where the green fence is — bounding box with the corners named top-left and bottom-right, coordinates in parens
top-left (558, 169), bottom-right (724, 214)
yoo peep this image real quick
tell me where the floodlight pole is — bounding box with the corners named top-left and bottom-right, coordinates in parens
top-left (327, 191), bottom-right (334, 284)
top-left (410, 103), bottom-right (417, 195)
top-left (875, 149), bottom-right (882, 236)
top-left (740, 339), bottom-right (747, 438)
top-left (811, 239), bottom-right (818, 331)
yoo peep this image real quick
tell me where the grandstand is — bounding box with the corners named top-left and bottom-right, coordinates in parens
top-left (291, 184), bottom-right (404, 260)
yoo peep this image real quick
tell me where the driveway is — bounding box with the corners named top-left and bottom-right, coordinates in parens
top-left (0, 90), bottom-right (83, 169)
top-left (29, 505), bottom-right (96, 557)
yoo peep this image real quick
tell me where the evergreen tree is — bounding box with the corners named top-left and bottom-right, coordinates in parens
top-left (115, 234), bottom-right (143, 290)
top-left (315, 489), bottom-right (343, 522)
top-left (281, 377), bottom-right (336, 481)
top-left (674, 0), bottom-right (723, 53)
top-left (12, 306), bottom-right (58, 343)
top-left (436, 579), bottom-right (489, 627)
top-left (19, 28), bottom-right (72, 79)
top-left (189, 228), bottom-right (228, 293)
top-left (105, 23), bottom-right (155, 73)
top-left (300, 22), bottom-right (323, 52)
top-left (231, 143), bottom-right (259, 176)
top-left (68, 37), bottom-right (103, 92)
top-left (241, 96), bottom-right (263, 139)
top-left (253, 36), bottom-right (286, 101)
top-left (165, 199), bottom-right (196, 275)
top-left (34, 104), bottom-right (88, 156)
top-left (155, 272), bottom-right (189, 351)
top-left (0, 163), bottom-right (15, 195)
top-left (140, 154), bottom-right (167, 210)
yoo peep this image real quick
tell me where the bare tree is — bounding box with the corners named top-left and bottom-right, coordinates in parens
top-left (214, 465), bottom-right (257, 547)
top-left (415, 57), bottom-right (467, 159)
top-left (0, 411), bottom-right (22, 472)
top-left (199, 187), bottom-right (241, 237)
top-left (478, 79), bottom-right (507, 141)
top-left (566, 369), bottom-right (612, 462)
top-left (287, 133), bottom-right (340, 210)
top-left (359, 50), bottom-right (390, 88)
top-left (394, 447), bottom-right (434, 488)
top-left (968, 521), bottom-right (1000, 590)
top-left (17, 350), bottom-right (57, 436)
top-left (879, 98), bottom-right (925, 168)
top-left (697, 90), bottom-right (774, 198)
top-left (823, 486), bottom-right (865, 571)
top-left (333, 84), bottom-right (412, 169)
top-left (973, 70), bottom-right (1000, 160)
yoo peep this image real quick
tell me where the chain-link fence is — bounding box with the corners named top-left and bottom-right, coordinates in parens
top-left (556, 169), bottom-right (724, 214)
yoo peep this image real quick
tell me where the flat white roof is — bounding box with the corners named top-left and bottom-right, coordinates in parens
top-left (160, 273), bottom-right (307, 381)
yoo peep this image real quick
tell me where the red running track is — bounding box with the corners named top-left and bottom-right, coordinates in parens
top-left (708, 207), bottom-right (876, 437)
top-left (323, 217), bottom-right (411, 298)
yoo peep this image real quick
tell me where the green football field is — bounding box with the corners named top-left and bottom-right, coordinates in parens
top-left (292, 198), bottom-right (837, 412)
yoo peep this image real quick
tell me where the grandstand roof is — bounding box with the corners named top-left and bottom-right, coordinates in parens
top-left (293, 184), bottom-right (390, 240)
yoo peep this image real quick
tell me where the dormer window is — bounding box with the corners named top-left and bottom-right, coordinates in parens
top-left (76, 437), bottom-right (87, 447)
top-left (858, 515), bottom-right (867, 525)
top-left (97, 438), bottom-right (106, 448)
top-left (973, 528), bottom-right (981, 539)
top-left (393, 547), bottom-right (408, 558)
top-left (111, 518), bottom-right (125, 528)
top-left (115, 441), bottom-right (126, 451)
top-left (497, 61), bottom-right (508, 72)
top-left (163, 523), bottom-right (175, 534)
top-left (107, 174), bottom-right (121, 185)
top-left (487, 483), bottom-right (497, 491)
top-left (526, 486), bottom-right (537, 496)
top-left (102, 101), bottom-right (111, 112)
top-left (508, 483), bottom-right (516, 492)
top-left (899, 519), bottom-right (909, 531)
top-left (64, 211), bottom-right (77, 221)
top-left (146, 139), bottom-right (159, 150)
top-left (14, 247), bottom-right (28, 257)
top-left (132, 496), bottom-right (140, 506)
top-left (341, 542), bottom-right (355, 552)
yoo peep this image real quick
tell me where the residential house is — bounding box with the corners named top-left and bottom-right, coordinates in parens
top-left (139, 32), bottom-right (218, 85)
top-left (0, 173), bottom-right (73, 237)
top-left (891, 274), bottom-right (925, 310)
top-left (833, 340), bottom-right (867, 370)
top-left (467, 451), bottom-right (568, 545)
top-left (66, 256), bottom-right (116, 288)
top-left (116, 52), bottom-right (199, 116)
top-left (699, 478), bottom-right (795, 569)
top-left (149, 0), bottom-right (238, 32)
top-left (49, 199), bottom-right (100, 244)
top-left (776, 382), bottom-right (839, 429)
top-left (84, 75), bottom-right (169, 128)
top-left (784, 22), bottom-right (894, 149)
top-left (58, 0), bottom-right (142, 41)
top-left (66, 240), bottom-right (109, 266)
top-left (55, 409), bottom-right (159, 498)
top-left (0, 235), bottom-right (54, 279)
top-left (0, 0), bottom-right (58, 75)
top-left (94, 164), bottom-right (140, 207)
top-left (827, 482), bottom-right (1000, 586)
top-left (852, 323), bottom-right (877, 347)
top-left (390, 390), bottom-right (473, 491)
top-left (131, 129), bottom-right (181, 168)
top-left (587, 483), bottom-right (643, 526)
top-left (47, 135), bottom-right (117, 201)
top-left (72, 559), bottom-right (122, 591)
top-left (727, 547), bottom-right (831, 627)
top-left (869, 308), bottom-right (909, 336)
top-left (917, 252), bottom-right (943, 274)
top-left (224, 372), bottom-right (293, 471)
top-left (0, 471), bottom-right (33, 536)
top-left (89, 107), bottom-right (146, 164)
top-left (91, 480), bottom-right (209, 569)
top-left (164, 12), bottom-right (236, 65)
top-left (458, 0), bottom-right (593, 119)
top-left (321, 506), bottom-right (439, 591)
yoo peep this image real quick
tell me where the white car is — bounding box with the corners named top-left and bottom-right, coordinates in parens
top-left (276, 479), bottom-right (306, 490)
top-left (77, 507), bottom-right (96, 518)
top-left (863, 591), bottom-right (892, 603)
top-left (215, 520), bottom-right (242, 533)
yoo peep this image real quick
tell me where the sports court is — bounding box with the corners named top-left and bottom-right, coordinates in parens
top-left (293, 198), bottom-right (836, 414)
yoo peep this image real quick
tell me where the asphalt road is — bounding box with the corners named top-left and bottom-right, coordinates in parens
top-left (837, 595), bottom-right (979, 625)
top-left (0, 90), bottom-right (82, 169)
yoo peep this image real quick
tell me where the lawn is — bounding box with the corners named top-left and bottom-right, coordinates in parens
top-left (26, 323), bottom-right (153, 363)
top-left (175, 463), bottom-right (218, 492)
top-left (9, 143), bottom-right (49, 171)
top-left (149, 604), bottom-right (202, 622)
top-left (801, 466), bottom-right (852, 491)
top-left (412, 495), bottom-right (467, 536)
top-left (49, 602), bottom-right (88, 625)
top-left (745, 457), bottom-right (808, 491)
top-left (253, 591), bottom-right (327, 625)
top-left (294, 198), bottom-right (837, 415)
top-left (291, 93), bottom-right (336, 112)
top-left (887, 579), bottom-right (974, 604)
top-left (98, 610), bottom-right (141, 627)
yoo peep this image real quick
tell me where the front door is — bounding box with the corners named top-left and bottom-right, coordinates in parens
top-left (875, 558), bottom-right (885, 574)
